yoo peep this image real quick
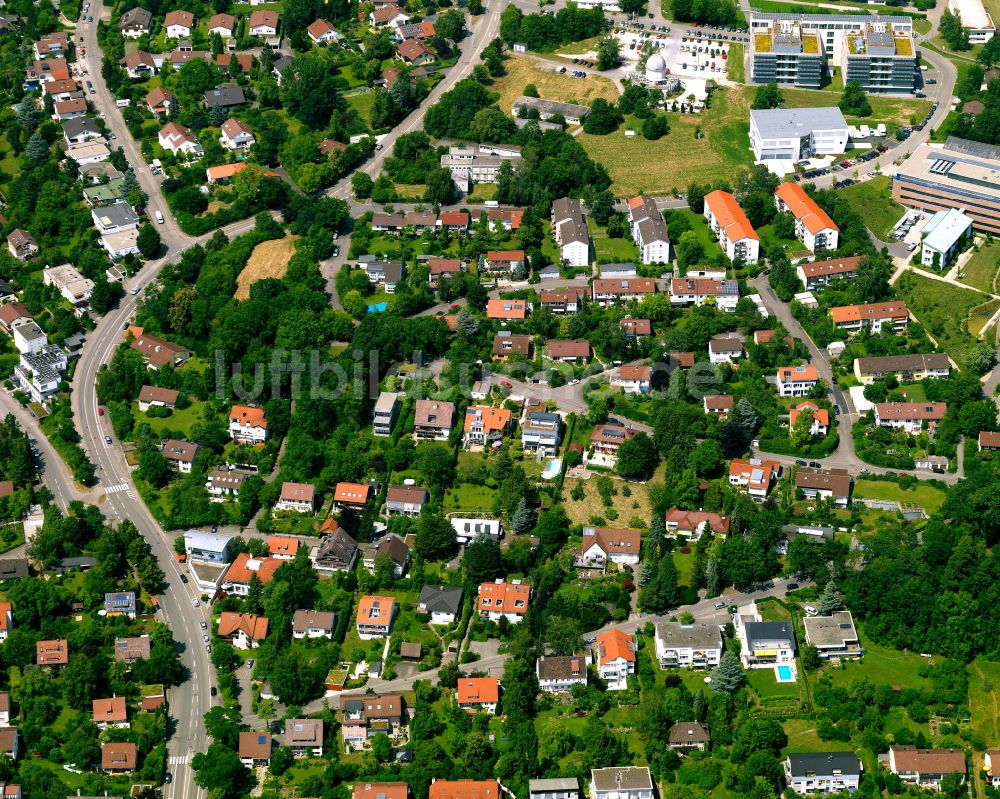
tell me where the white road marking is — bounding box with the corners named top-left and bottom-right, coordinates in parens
top-left (104, 482), bottom-right (131, 494)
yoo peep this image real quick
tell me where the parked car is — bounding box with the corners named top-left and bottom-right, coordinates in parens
top-left (786, 582), bottom-right (799, 590)
top-left (180, 574), bottom-right (189, 584)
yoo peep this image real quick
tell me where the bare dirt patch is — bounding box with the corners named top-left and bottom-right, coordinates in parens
top-left (235, 236), bottom-right (298, 300)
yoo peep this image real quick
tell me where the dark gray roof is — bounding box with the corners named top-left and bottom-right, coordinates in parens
top-left (745, 620), bottom-right (795, 647)
top-left (945, 136), bottom-right (1000, 161)
top-left (854, 352), bottom-right (950, 374)
top-left (591, 768), bottom-right (652, 792)
top-left (0, 558), bottom-right (28, 580)
top-left (786, 752), bottom-right (862, 777)
top-left (204, 84), bottom-right (246, 108)
top-left (63, 117), bottom-right (101, 138)
top-left (417, 585), bottom-right (462, 615)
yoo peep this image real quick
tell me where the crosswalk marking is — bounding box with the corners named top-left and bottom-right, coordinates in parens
top-left (105, 483), bottom-right (131, 494)
top-left (168, 755), bottom-right (190, 766)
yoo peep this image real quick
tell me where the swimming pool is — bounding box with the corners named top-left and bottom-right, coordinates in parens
top-left (776, 665), bottom-right (794, 682)
top-left (367, 302), bottom-right (388, 313)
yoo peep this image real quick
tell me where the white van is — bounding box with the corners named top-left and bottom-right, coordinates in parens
top-left (155, 211), bottom-right (164, 224)
top-left (116, 99), bottom-right (131, 108)
top-left (804, 605), bottom-right (818, 616)
top-left (484, 200), bottom-right (499, 208)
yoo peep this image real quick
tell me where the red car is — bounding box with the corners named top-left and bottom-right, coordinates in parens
top-left (500, 380), bottom-right (512, 388)
top-left (98, 406), bottom-right (104, 416)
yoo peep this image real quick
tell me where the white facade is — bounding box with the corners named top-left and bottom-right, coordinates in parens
top-left (452, 517), bottom-right (501, 544)
top-left (750, 107), bottom-right (849, 165)
top-left (653, 622), bottom-right (724, 669)
top-left (920, 208), bottom-right (972, 269)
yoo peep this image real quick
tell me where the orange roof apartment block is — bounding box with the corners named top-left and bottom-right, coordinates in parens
top-left (429, 780), bottom-right (500, 799)
top-left (704, 189), bottom-right (760, 264)
top-left (774, 182), bottom-right (839, 252)
top-left (354, 784), bottom-right (409, 799)
top-left (478, 580), bottom-right (530, 622)
top-left (829, 301), bottom-right (909, 336)
top-left (596, 628), bottom-right (637, 665)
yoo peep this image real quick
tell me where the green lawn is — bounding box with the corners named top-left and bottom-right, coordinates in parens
top-left (672, 550), bottom-right (695, 588)
top-left (838, 176), bottom-right (904, 240)
top-left (969, 658), bottom-right (1000, 747)
top-left (958, 240), bottom-right (1000, 293)
top-left (727, 42), bottom-right (745, 83)
top-left (895, 270), bottom-right (990, 370)
top-left (747, 667), bottom-right (800, 699)
top-left (782, 717), bottom-right (856, 753)
top-left (579, 86), bottom-right (754, 194)
top-left (772, 86), bottom-right (931, 128)
top-left (443, 483), bottom-right (497, 513)
top-left (824, 632), bottom-right (932, 690)
top-left (670, 209), bottom-right (725, 263)
top-left (970, 298), bottom-right (1000, 337)
top-left (346, 91), bottom-right (375, 128)
top-left (758, 222), bottom-right (802, 254)
top-left (133, 400), bottom-right (216, 440)
top-left (852, 478), bottom-right (947, 514)
top-left (588, 218), bottom-right (641, 263)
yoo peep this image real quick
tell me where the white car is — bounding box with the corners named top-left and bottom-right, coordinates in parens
top-left (192, 599), bottom-right (200, 607)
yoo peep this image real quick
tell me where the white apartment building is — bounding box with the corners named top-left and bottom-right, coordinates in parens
top-left (653, 622), bottom-right (723, 669)
top-left (703, 190), bottom-right (760, 264)
top-left (625, 196), bottom-right (670, 263)
top-left (750, 108), bottom-right (848, 171)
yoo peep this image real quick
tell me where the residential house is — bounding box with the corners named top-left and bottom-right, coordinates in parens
top-left (536, 655), bottom-right (590, 693)
top-left (621, 318), bottom-right (652, 337)
top-left (239, 732), bottom-right (272, 767)
top-left (428, 257), bottom-right (463, 287)
top-left (438, 212), bottom-right (469, 234)
top-left (788, 401), bottom-right (829, 436)
top-left (6, 230), bottom-right (37, 262)
top-left (488, 208), bottom-right (524, 231)
top-left (204, 84), bottom-right (246, 109)
top-left (983, 751), bottom-right (1000, 788)
top-left (795, 466), bottom-right (852, 507)
top-left (777, 364), bottom-right (820, 397)
top-left (137, 385), bottom-right (178, 412)
top-left (36, 639), bottom-right (68, 666)
top-left (354, 785), bottom-right (408, 799)
top-left (612, 364), bottom-right (652, 394)
top-left (161, 439), bottom-right (198, 473)
top-left (104, 591), bottom-right (136, 619)
top-left (521, 410), bottom-right (562, 454)
top-left (102, 742), bottom-right (137, 774)
top-left (307, 18), bottom-right (339, 43)
top-left (729, 458), bottom-right (781, 501)
top-left (784, 753), bottom-right (863, 794)
top-left (92, 697), bottom-right (128, 729)
top-left (529, 779), bottom-right (579, 799)
top-left (54, 98), bottom-right (89, 119)
top-left (457, 677), bottom-right (499, 714)
top-left (184, 530), bottom-right (234, 563)
top-left (248, 9), bottom-right (279, 35)
top-left (207, 469), bottom-right (245, 501)
top-left (312, 529), bottom-right (359, 574)
top-left (292, 609), bottom-right (335, 639)
top-left (887, 747), bottom-right (966, 789)
top-left (414, 400), bottom-right (454, 441)
top-left (664, 509), bottom-right (730, 540)
top-left (653, 622), bottom-right (723, 669)
top-left (708, 333), bottom-right (745, 364)
top-left (774, 182), bottom-right (840, 252)
top-left (830, 301), bottom-right (909, 336)
top-left (414, 584), bottom-right (464, 626)
top-left (478, 580), bottom-right (530, 623)
top-left (163, 10), bottom-right (194, 38)
top-left (62, 117), bottom-right (103, 144)
top-left (452, 517), bottom-right (501, 545)
top-left (334, 482), bottom-right (374, 511)
top-left (218, 612), bottom-right (269, 649)
top-left (207, 12), bottom-right (236, 36)
top-left (283, 718), bottom-right (323, 758)
top-left (158, 122), bottom-right (203, 156)
top-left (483, 250), bottom-right (527, 278)
top-left (429, 781), bottom-right (499, 799)
top-left (874, 402), bottom-right (947, 435)
top-left (386, 485), bottom-right (429, 517)
top-left (267, 484), bottom-right (314, 519)
top-left (361, 534), bottom-right (410, 578)
top-left (551, 197), bottom-right (590, 267)
top-left (537, 289), bottom-right (583, 315)
top-left (852, 352), bottom-right (951, 384)
top-left (399, 20), bottom-right (435, 38)
top-left (219, 118), bottom-right (255, 151)
top-left (486, 298), bottom-right (529, 320)
top-left (703, 395), bottom-right (734, 417)
top-left (397, 39), bottom-right (434, 65)
top-left (589, 421), bottom-right (636, 465)
top-left (371, 213), bottom-right (405, 233)
top-left (668, 722), bottom-right (711, 752)
top-left (369, 4), bottom-right (410, 26)
top-left (594, 628), bottom-right (636, 690)
top-left (578, 527), bottom-right (641, 568)
top-left (626, 196), bottom-right (671, 263)
top-left (590, 767), bottom-right (654, 799)
top-left (356, 595), bottom-right (397, 639)
top-left (42, 79), bottom-right (79, 102)
top-left (669, 277), bottom-right (740, 312)
top-left (0, 305), bottom-right (31, 334)
top-left (547, 339), bottom-right (590, 362)
top-left (92, 204), bottom-right (139, 235)
top-left (229, 404), bottom-right (267, 443)
top-left (703, 190), bottom-right (760, 263)
top-left (341, 695), bottom-right (404, 748)
top-left (0, 692), bottom-right (10, 726)
top-left (803, 610), bottom-right (863, 659)
top-left (114, 636), bottom-right (150, 664)
top-left (464, 406), bottom-right (512, 447)
top-left (33, 32), bottom-right (69, 57)
top-left (146, 87), bottom-right (176, 115)
top-left (737, 617), bottom-right (796, 668)
top-left (0, 605), bottom-right (10, 644)
top-left (373, 391), bottom-right (400, 437)
top-left (980, 431), bottom-right (1000, 451)
top-left (493, 332), bottom-right (532, 361)
top-left (591, 278), bottom-right (656, 306)
top-left (119, 50), bottom-right (155, 78)
top-left (120, 7), bottom-right (153, 37)
top-left (796, 255), bottom-right (863, 291)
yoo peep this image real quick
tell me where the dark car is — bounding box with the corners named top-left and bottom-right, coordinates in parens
top-left (165, 774), bottom-right (172, 785)
top-left (786, 582), bottom-right (799, 590)
top-left (179, 573), bottom-right (189, 584)
top-left (210, 687), bottom-right (217, 697)
top-left (795, 459), bottom-right (807, 466)
top-left (809, 461), bottom-right (822, 468)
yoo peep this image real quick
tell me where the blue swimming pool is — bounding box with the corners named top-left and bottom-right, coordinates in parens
top-left (367, 302), bottom-right (389, 313)
top-left (777, 665), bottom-right (793, 681)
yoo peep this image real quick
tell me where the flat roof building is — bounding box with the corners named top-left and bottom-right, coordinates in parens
top-left (948, 0), bottom-right (994, 41)
top-left (750, 18), bottom-right (824, 88)
top-left (842, 22), bottom-right (917, 93)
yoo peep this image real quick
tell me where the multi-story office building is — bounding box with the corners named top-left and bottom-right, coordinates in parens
top-left (750, 18), bottom-right (824, 87)
top-left (842, 22), bottom-right (918, 93)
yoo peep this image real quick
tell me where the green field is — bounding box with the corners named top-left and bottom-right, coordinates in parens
top-left (747, 668), bottom-right (800, 699)
top-left (852, 478), bottom-right (947, 514)
top-left (727, 43), bottom-right (745, 83)
top-left (838, 176), bottom-right (904, 241)
top-left (579, 86), bottom-right (754, 194)
top-left (969, 658), bottom-right (1000, 747)
top-left (671, 209), bottom-right (725, 262)
top-left (782, 717), bottom-right (856, 753)
top-left (970, 298), bottom-right (1000, 337)
top-left (958, 240), bottom-right (1000, 293)
top-left (134, 400), bottom-right (216, 439)
top-left (443, 483), bottom-right (497, 513)
top-left (772, 86), bottom-right (931, 128)
top-left (346, 91), bottom-right (375, 128)
top-left (825, 632), bottom-right (932, 690)
top-left (895, 270), bottom-right (990, 370)
top-left (588, 218), bottom-right (641, 263)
